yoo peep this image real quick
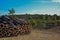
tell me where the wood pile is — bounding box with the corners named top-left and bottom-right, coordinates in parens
top-left (0, 16), bottom-right (32, 37)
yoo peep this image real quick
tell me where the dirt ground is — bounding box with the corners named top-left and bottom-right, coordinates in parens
top-left (0, 29), bottom-right (60, 40)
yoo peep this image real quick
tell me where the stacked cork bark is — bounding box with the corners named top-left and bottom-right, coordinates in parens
top-left (0, 16), bottom-right (32, 37)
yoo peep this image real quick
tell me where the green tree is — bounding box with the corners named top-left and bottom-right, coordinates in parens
top-left (53, 14), bottom-right (57, 20)
top-left (26, 15), bottom-right (37, 26)
top-left (45, 14), bottom-right (50, 20)
top-left (8, 8), bottom-right (15, 15)
top-left (53, 14), bottom-right (57, 26)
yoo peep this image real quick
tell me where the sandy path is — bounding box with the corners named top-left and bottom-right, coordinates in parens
top-left (0, 30), bottom-right (60, 40)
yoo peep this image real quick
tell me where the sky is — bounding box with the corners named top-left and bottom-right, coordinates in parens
top-left (0, 0), bottom-right (60, 15)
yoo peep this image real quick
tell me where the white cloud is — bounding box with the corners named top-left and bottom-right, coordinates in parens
top-left (52, 0), bottom-right (60, 3)
top-left (32, 0), bottom-right (60, 3)
top-left (29, 10), bottom-right (38, 14)
top-left (14, 9), bottom-right (60, 15)
top-left (32, 0), bottom-right (51, 3)
top-left (27, 9), bottom-right (60, 15)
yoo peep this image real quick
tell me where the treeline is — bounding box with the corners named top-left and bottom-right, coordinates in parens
top-left (25, 14), bottom-right (60, 29)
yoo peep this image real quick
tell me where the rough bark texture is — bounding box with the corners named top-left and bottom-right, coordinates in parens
top-left (0, 16), bottom-right (32, 37)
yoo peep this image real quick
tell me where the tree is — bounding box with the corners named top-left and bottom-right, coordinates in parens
top-left (26, 15), bottom-right (37, 26)
top-left (45, 14), bottom-right (49, 20)
top-left (53, 14), bottom-right (57, 20)
top-left (29, 17), bottom-right (37, 26)
top-left (53, 14), bottom-right (57, 26)
top-left (8, 8), bottom-right (15, 15)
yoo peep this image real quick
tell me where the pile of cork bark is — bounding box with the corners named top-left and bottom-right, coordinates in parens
top-left (0, 16), bottom-right (32, 37)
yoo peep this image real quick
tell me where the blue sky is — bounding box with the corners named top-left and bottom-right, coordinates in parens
top-left (0, 0), bottom-right (60, 15)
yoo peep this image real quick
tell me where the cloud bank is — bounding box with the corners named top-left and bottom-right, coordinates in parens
top-left (52, 0), bottom-right (60, 2)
